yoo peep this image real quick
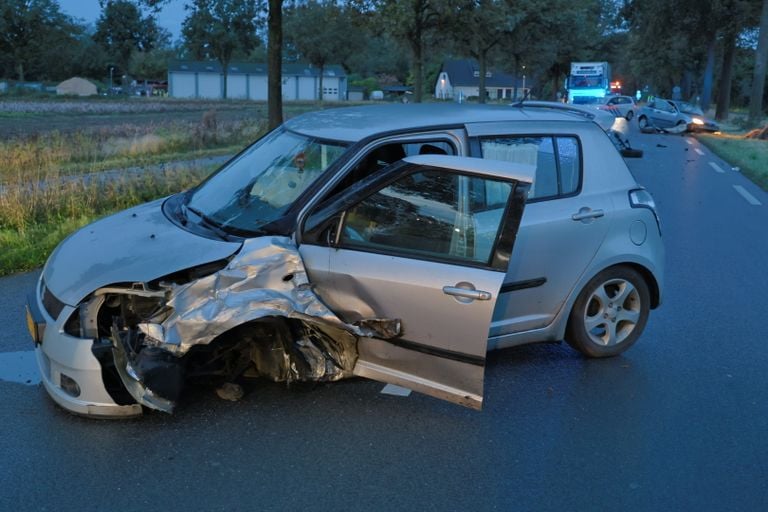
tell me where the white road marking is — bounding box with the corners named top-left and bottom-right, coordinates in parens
top-left (380, 383), bottom-right (412, 397)
top-left (694, 148), bottom-right (705, 156)
top-left (733, 185), bottom-right (763, 206)
top-left (709, 162), bottom-right (725, 174)
top-left (0, 351), bottom-right (40, 385)
top-left (686, 139), bottom-right (694, 145)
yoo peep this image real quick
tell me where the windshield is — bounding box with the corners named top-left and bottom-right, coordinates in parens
top-left (677, 102), bottom-right (704, 115)
top-left (186, 128), bottom-right (348, 234)
top-left (569, 76), bottom-right (604, 89)
top-left (572, 96), bottom-right (602, 105)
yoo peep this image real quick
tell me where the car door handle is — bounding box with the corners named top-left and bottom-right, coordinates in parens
top-left (442, 286), bottom-right (492, 301)
top-left (572, 208), bottom-right (605, 221)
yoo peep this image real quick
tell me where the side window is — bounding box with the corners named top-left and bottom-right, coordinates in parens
top-left (479, 136), bottom-right (581, 200)
top-left (557, 137), bottom-right (580, 195)
top-left (340, 169), bottom-right (512, 265)
top-left (327, 139), bottom-right (456, 198)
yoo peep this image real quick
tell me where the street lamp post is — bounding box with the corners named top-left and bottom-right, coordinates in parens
top-left (109, 66), bottom-right (114, 93)
top-left (522, 65), bottom-right (526, 100)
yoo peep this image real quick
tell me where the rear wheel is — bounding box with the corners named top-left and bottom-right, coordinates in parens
top-left (638, 115), bottom-right (648, 129)
top-left (565, 266), bottom-right (650, 358)
top-left (625, 110), bottom-right (634, 121)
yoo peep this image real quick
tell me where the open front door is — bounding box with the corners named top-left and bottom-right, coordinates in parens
top-left (300, 155), bottom-right (532, 409)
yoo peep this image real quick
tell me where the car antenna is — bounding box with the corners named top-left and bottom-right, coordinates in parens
top-left (511, 89), bottom-right (531, 108)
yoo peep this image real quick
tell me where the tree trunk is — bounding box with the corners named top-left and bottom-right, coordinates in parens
top-left (701, 38), bottom-right (715, 111)
top-left (15, 62), bottom-right (24, 82)
top-left (267, 0), bottom-right (284, 130)
top-left (318, 64), bottom-right (324, 102)
top-left (222, 67), bottom-right (228, 99)
top-left (716, 32), bottom-right (737, 121)
top-left (413, 39), bottom-right (423, 103)
top-left (512, 56), bottom-right (519, 102)
top-left (478, 51), bottom-right (487, 104)
top-left (749, 0), bottom-right (768, 125)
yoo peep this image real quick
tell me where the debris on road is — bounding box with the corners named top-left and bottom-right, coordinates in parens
top-left (216, 382), bottom-right (245, 402)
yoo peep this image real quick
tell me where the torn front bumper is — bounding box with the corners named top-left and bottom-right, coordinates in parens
top-left (109, 236), bottom-right (399, 413)
top-left (29, 277), bottom-right (142, 417)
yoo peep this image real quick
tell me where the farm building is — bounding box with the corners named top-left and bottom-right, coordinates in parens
top-left (56, 77), bottom-right (97, 96)
top-left (168, 61), bottom-right (347, 101)
top-left (434, 59), bottom-right (528, 101)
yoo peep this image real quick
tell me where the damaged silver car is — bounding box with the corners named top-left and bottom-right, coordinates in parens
top-left (26, 103), bottom-right (664, 417)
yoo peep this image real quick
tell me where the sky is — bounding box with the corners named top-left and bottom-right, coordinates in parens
top-left (58, 0), bottom-right (188, 41)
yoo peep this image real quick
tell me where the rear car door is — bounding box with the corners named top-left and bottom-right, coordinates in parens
top-left (465, 124), bottom-right (612, 337)
top-left (299, 155), bottom-right (532, 409)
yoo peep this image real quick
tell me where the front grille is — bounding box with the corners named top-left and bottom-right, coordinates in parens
top-left (41, 282), bottom-right (66, 321)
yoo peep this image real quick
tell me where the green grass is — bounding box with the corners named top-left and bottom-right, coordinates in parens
top-left (696, 134), bottom-right (768, 191)
top-left (0, 116), bottom-right (265, 184)
top-left (0, 164), bottom-right (215, 276)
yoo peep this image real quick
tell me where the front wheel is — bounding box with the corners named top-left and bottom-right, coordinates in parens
top-left (638, 115), bottom-right (648, 129)
top-left (565, 266), bottom-right (650, 358)
top-left (625, 110), bottom-right (634, 121)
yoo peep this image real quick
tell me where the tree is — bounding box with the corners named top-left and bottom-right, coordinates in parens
top-left (714, 0), bottom-right (759, 120)
top-left (0, 0), bottom-right (80, 81)
top-left (94, 0), bottom-right (169, 79)
top-left (449, 0), bottom-right (518, 103)
top-left (130, 47), bottom-right (175, 79)
top-left (523, 0), bottom-right (606, 99)
top-left (377, 0), bottom-right (447, 102)
top-left (284, 1), bottom-right (358, 101)
top-left (182, 0), bottom-right (261, 99)
top-left (622, 0), bottom-right (712, 100)
top-left (268, 0), bottom-right (283, 128)
top-left (749, 0), bottom-right (768, 124)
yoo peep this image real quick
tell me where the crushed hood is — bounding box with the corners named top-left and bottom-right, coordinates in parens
top-left (43, 198), bottom-right (242, 306)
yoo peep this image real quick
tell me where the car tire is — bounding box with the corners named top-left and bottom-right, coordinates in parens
top-left (565, 266), bottom-right (650, 358)
top-left (625, 110), bottom-right (634, 121)
top-left (638, 115), bottom-right (648, 129)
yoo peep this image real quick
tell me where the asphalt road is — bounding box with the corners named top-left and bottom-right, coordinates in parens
top-left (1, 124), bottom-right (767, 511)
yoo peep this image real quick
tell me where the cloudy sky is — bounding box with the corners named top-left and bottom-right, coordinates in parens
top-left (57, 0), bottom-right (188, 40)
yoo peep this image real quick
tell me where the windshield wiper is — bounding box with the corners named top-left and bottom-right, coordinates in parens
top-left (185, 205), bottom-right (231, 241)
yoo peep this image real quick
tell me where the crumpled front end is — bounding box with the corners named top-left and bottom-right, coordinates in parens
top-left (97, 236), bottom-right (399, 413)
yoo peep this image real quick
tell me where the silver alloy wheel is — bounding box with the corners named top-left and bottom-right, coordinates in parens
top-left (625, 110), bottom-right (634, 121)
top-left (583, 278), bottom-right (641, 346)
top-left (638, 116), bottom-right (647, 128)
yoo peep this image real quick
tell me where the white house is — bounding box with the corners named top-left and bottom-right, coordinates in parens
top-left (434, 59), bottom-right (529, 101)
top-left (168, 61), bottom-right (347, 101)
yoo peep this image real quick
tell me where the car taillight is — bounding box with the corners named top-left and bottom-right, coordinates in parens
top-left (629, 188), bottom-right (662, 235)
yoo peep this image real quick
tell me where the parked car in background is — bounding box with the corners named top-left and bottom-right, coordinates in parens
top-left (637, 98), bottom-right (720, 132)
top-left (598, 95), bottom-right (638, 120)
top-left (27, 103), bottom-right (664, 418)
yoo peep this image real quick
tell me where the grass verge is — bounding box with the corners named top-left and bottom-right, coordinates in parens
top-left (0, 115), bottom-right (264, 184)
top-left (0, 165), bottom-right (214, 276)
top-left (696, 134), bottom-right (768, 191)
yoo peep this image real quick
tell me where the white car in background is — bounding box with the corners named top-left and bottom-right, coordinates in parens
top-left (597, 95), bottom-right (638, 120)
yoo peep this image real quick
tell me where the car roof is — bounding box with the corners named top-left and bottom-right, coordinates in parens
top-left (285, 103), bottom-right (591, 143)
